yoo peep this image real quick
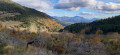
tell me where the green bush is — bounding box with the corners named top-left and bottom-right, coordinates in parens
top-left (0, 42), bottom-right (8, 54)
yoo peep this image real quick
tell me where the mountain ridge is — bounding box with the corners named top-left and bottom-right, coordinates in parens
top-left (53, 16), bottom-right (100, 23)
top-left (0, 0), bottom-right (63, 32)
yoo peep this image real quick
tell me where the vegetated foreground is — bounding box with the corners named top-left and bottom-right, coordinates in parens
top-left (0, 23), bottom-right (120, 55)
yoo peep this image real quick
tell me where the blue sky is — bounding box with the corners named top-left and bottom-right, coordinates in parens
top-left (11, 0), bottom-right (120, 19)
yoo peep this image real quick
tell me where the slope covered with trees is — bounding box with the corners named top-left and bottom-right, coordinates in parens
top-left (0, 0), bottom-right (63, 32)
top-left (64, 15), bottom-right (120, 34)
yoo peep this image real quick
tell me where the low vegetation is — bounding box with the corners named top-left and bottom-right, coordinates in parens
top-left (0, 22), bottom-right (120, 55)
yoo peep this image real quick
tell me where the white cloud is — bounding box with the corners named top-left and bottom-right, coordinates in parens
top-left (67, 7), bottom-right (80, 11)
top-left (54, 0), bottom-right (120, 14)
top-left (115, 0), bottom-right (120, 2)
top-left (12, 0), bottom-right (53, 11)
top-left (98, 2), bottom-right (120, 14)
top-left (78, 12), bottom-right (99, 19)
top-left (54, 0), bottom-right (97, 11)
top-left (80, 12), bottom-right (98, 15)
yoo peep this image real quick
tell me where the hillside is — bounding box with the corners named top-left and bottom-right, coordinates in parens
top-left (0, 0), bottom-right (63, 32)
top-left (64, 15), bottom-right (120, 34)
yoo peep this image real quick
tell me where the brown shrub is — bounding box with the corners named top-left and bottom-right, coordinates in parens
top-left (90, 37), bottom-right (101, 43)
top-left (61, 33), bottom-right (75, 39)
top-left (0, 22), bottom-right (2, 28)
top-left (20, 35), bottom-right (26, 39)
top-left (40, 31), bottom-right (51, 38)
top-left (96, 30), bottom-right (103, 34)
top-left (12, 29), bottom-right (18, 34)
top-left (3, 45), bottom-right (14, 54)
top-left (53, 46), bottom-right (66, 53)
top-left (72, 38), bottom-right (81, 42)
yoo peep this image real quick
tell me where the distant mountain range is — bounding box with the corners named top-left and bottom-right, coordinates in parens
top-left (52, 16), bottom-right (100, 26)
top-left (53, 16), bottom-right (100, 23)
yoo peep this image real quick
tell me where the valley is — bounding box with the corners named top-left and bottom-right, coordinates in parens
top-left (52, 16), bottom-right (100, 26)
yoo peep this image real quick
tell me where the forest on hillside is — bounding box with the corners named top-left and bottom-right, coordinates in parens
top-left (64, 15), bottom-right (120, 34)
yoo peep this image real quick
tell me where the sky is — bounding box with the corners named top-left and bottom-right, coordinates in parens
top-left (11, 0), bottom-right (120, 19)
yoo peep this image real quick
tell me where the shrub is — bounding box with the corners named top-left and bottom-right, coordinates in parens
top-left (96, 30), bottom-right (103, 34)
top-left (89, 37), bottom-right (101, 43)
top-left (12, 29), bottom-right (18, 34)
top-left (50, 34), bottom-right (68, 47)
top-left (30, 32), bottom-right (36, 37)
top-left (53, 46), bottom-right (66, 53)
top-left (0, 42), bottom-right (8, 54)
top-left (64, 41), bottom-right (107, 55)
top-left (3, 45), bottom-right (14, 54)
top-left (39, 31), bottom-right (51, 37)
top-left (72, 38), bottom-right (81, 42)
top-left (20, 35), bottom-right (26, 39)
top-left (0, 28), bottom-right (5, 32)
top-left (0, 22), bottom-right (2, 29)
top-left (74, 34), bottom-right (85, 40)
top-left (13, 46), bottom-right (26, 53)
top-left (60, 33), bottom-right (74, 39)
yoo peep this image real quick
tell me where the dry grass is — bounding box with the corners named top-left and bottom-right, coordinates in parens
top-left (1, 21), bottom-right (23, 29)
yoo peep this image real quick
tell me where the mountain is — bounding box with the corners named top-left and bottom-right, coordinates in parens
top-left (53, 16), bottom-right (100, 23)
top-left (0, 0), bottom-right (63, 32)
top-left (63, 15), bottom-right (120, 34)
top-left (52, 17), bottom-right (73, 26)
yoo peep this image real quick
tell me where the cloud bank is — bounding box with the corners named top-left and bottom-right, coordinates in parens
top-left (12, 0), bottom-right (53, 12)
top-left (11, 0), bottom-right (120, 18)
top-left (54, 0), bottom-right (120, 14)
top-left (78, 12), bottom-right (99, 19)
